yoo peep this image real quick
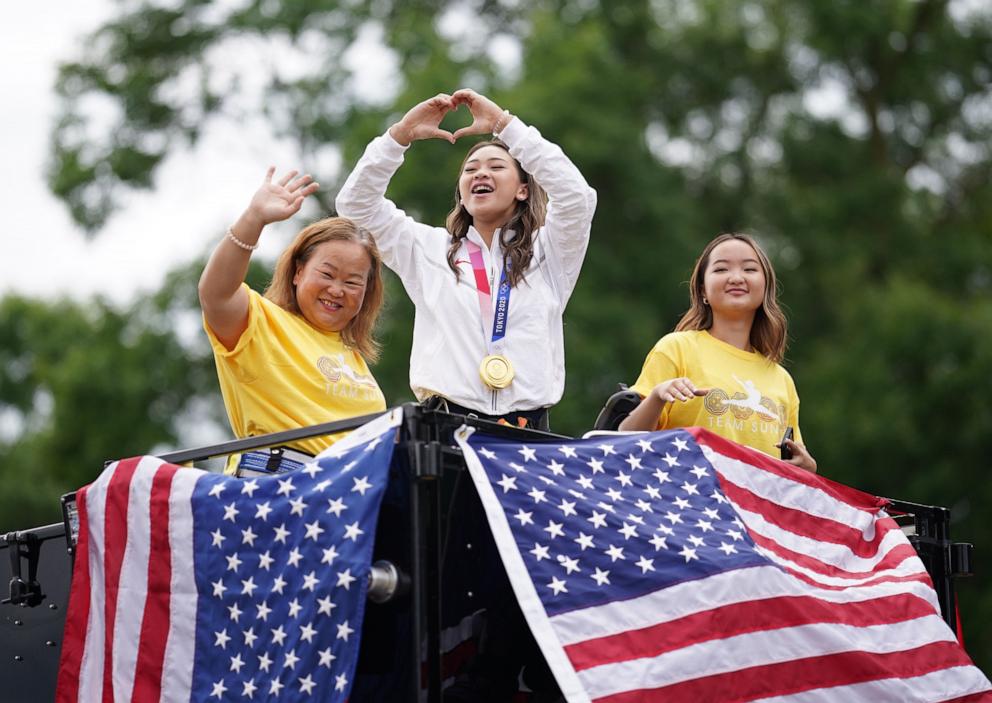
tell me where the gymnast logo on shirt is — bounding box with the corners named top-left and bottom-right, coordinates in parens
top-left (316, 354), bottom-right (379, 398)
top-left (703, 374), bottom-right (784, 423)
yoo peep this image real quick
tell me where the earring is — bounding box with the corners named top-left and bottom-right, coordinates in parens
top-left (702, 296), bottom-right (709, 305)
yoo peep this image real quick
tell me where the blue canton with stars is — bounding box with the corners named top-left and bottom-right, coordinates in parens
top-left (466, 429), bottom-right (768, 616)
top-left (188, 425), bottom-right (397, 702)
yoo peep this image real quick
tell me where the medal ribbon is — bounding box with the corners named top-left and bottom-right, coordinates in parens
top-left (465, 239), bottom-right (511, 353)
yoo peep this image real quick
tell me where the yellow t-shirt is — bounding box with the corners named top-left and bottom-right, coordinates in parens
top-left (204, 285), bottom-right (387, 458)
top-left (630, 330), bottom-right (802, 458)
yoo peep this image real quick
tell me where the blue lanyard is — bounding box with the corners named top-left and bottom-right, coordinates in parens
top-left (491, 265), bottom-right (510, 343)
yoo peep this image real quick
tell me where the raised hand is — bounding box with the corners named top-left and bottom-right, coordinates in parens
top-left (245, 167), bottom-right (319, 227)
top-left (389, 93), bottom-right (458, 146)
top-left (451, 89), bottom-right (507, 140)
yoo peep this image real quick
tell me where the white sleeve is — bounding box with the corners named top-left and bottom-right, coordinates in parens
top-left (335, 133), bottom-right (446, 305)
top-left (499, 117), bottom-right (597, 306)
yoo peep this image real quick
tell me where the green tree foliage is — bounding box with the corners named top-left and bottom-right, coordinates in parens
top-left (26, 0), bottom-right (992, 667)
top-left (0, 259), bottom-right (271, 531)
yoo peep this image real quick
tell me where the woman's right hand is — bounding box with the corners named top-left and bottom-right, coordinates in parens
top-left (245, 167), bottom-right (318, 227)
top-left (388, 93), bottom-right (457, 146)
top-left (652, 377), bottom-right (709, 404)
top-left (618, 377), bottom-right (709, 432)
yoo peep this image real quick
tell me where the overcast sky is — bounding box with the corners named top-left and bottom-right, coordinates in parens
top-left (2, 1), bottom-right (319, 306)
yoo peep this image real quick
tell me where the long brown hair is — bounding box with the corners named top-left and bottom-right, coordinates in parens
top-left (675, 232), bottom-right (788, 363)
top-left (265, 217), bottom-right (384, 362)
top-left (444, 140), bottom-right (548, 287)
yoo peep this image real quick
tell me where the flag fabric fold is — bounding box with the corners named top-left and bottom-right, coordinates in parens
top-left (455, 425), bottom-right (991, 703)
top-left (57, 408), bottom-right (400, 703)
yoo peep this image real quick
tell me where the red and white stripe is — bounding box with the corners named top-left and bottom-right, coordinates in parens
top-left (56, 456), bottom-right (205, 703)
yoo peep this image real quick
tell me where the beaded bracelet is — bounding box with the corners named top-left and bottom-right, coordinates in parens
top-left (226, 226), bottom-right (259, 251)
top-left (492, 109), bottom-right (511, 136)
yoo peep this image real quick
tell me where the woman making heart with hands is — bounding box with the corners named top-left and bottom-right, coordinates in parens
top-left (336, 89), bottom-right (597, 429)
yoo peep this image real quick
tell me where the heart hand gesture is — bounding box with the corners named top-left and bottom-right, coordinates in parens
top-left (388, 90), bottom-right (510, 146)
top-left (389, 93), bottom-right (458, 146)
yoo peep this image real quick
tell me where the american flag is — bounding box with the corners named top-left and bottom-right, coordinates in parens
top-left (56, 408), bottom-right (399, 703)
top-left (455, 425), bottom-right (992, 703)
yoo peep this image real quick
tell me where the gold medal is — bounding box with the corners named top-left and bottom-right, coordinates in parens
top-left (480, 354), bottom-right (514, 389)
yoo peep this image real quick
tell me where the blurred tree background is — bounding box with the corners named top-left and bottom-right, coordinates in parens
top-left (2, 0), bottom-right (990, 668)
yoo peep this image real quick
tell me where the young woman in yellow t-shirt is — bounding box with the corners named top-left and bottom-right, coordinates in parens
top-left (198, 168), bottom-right (387, 472)
top-left (620, 233), bottom-right (817, 472)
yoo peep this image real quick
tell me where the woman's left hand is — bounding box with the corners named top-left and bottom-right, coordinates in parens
top-left (779, 438), bottom-right (818, 473)
top-left (451, 89), bottom-right (507, 139)
top-left (245, 167), bottom-right (318, 227)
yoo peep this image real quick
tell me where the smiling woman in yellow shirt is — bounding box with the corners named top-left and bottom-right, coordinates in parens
top-left (199, 167), bottom-right (387, 474)
top-left (621, 232), bottom-right (817, 472)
